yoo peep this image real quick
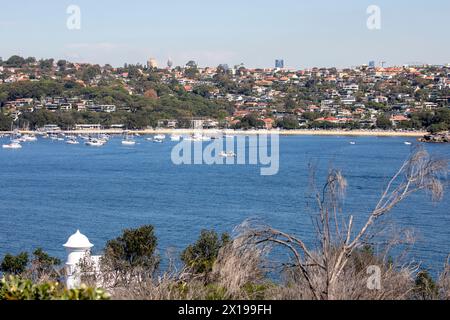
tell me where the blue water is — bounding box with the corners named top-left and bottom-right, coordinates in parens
top-left (0, 135), bottom-right (449, 276)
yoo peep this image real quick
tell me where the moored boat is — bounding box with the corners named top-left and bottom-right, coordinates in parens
top-left (85, 138), bottom-right (105, 147)
top-left (66, 138), bottom-right (80, 145)
top-left (2, 142), bottom-right (22, 149)
top-left (170, 134), bottom-right (182, 142)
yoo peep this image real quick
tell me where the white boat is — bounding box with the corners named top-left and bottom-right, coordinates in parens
top-left (170, 134), bottom-right (182, 142)
top-left (99, 134), bottom-right (110, 141)
top-left (153, 138), bottom-right (164, 143)
top-left (66, 139), bottom-right (80, 145)
top-left (2, 142), bottom-right (22, 149)
top-left (22, 135), bottom-right (37, 142)
top-left (122, 140), bottom-right (136, 146)
top-left (184, 133), bottom-right (204, 142)
top-left (154, 134), bottom-right (166, 141)
top-left (219, 151), bottom-right (236, 158)
top-left (350, 142), bottom-right (356, 145)
top-left (122, 132), bottom-right (136, 145)
top-left (404, 142), bottom-right (412, 145)
top-left (85, 138), bottom-right (105, 147)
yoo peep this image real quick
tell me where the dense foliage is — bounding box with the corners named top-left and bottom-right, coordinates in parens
top-left (0, 77), bottom-right (232, 130)
top-left (0, 276), bottom-right (109, 300)
top-left (181, 230), bottom-right (230, 274)
top-left (102, 225), bottom-right (159, 270)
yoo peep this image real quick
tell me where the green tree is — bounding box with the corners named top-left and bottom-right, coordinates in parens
top-left (184, 67), bottom-right (199, 79)
top-left (376, 115), bottom-right (392, 129)
top-left (414, 270), bottom-right (438, 300)
top-left (25, 57), bottom-right (37, 64)
top-left (102, 225), bottom-right (159, 270)
top-left (31, 248), bottom-right (61, 279)
top-left (5, 55), bottom-right (26, 68)
top-left (0, 113), bottom-right (12, 131)
top-left (277, 115), bottom-right (299, 129)
top-left (0, 252), bottom-right (29, 275)
top-left (181, 230), bottom-right (230, 275)
top-left (39, 58), bottom-right (54, 71)
top-left (82, 65), bottom-right (101, 82)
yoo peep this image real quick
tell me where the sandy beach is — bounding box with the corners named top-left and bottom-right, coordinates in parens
top-left (1, 129), bottom-right (427, 138)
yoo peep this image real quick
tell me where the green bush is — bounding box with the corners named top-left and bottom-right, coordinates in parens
top-left (0, 275), bottom-right (109, 300)
top-left (0, 252), bottom-right (29, 275)
top-left (102, 225), bottom-right (159, 270)
top-left (181, 230), bottom-right (230, 275)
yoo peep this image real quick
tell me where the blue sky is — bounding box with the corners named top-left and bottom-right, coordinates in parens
top-left (0, 0), bottom-right (448, 68)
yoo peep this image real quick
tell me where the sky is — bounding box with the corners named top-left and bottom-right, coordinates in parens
top-left (0, 0), bottom-right (449, 69)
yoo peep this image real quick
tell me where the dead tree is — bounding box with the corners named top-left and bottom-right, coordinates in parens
top-left (239, 147), bottom-right (448, 300)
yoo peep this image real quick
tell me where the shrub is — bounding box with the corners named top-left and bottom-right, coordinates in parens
top-left (181, 230), bottom-right (230, 275)
top-left (0, 252), bottom-right (29, 275)
top-left (102, 225), bottom-right (159, 271)
top-left (0, 275), bottom-right (109, 300)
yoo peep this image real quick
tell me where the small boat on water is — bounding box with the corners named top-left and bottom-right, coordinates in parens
top-left (66, 138), bottom-right (80, 145)
top-left (219, 151), bottom-right (236, 158)
top-left (153, 138), bottom-right (164, 143)
top-left (122, 139), bottom-right (136, 146)
top-left (122, 132), bottom-right (136, 145)
top-left (154, 134), bottom-right (166, 141)
top-left (170, 134), bottom-right (182, 142)
top-left (350, 142), bottom-right (356, 145)
top-left (85, 138), bottom-right (105, 147)
top-left (3, 124), bottom-right (23, 149)
top-left (404, 142), bottom-right (412, 145)
top-left (99, 134), bottom-right (110, 141)
top-left (22, 134), bottom-right (37, 142)
top-left (2, 142), bottom-right (22, 149)
top-left (184, 133), bottom-right (206, 142)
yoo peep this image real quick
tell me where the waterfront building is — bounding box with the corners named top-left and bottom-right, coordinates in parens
top-left (275, 59), bottom-right (284, 69)
top-left (74, 124), bottom-right (103, 130)
top-left (41, 124), bottom-right (61, 132)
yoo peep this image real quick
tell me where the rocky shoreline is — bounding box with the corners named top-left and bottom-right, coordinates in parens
top-left (419, 132), bottom-right (450, 143)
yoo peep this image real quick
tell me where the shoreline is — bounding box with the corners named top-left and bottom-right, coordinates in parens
top-left (0, 129), bottom-right (427, 138)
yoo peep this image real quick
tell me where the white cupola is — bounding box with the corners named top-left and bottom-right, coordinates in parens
top-left (64, 230), bottom-right (94, 249)
top-left (64, 230), bottom-right (94, 289)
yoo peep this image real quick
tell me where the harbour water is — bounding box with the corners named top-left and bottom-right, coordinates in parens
top-left (0, 135), bottom-right (449, 275)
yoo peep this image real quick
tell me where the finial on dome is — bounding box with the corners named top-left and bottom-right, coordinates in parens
top-left (63, 230), bottom-right (94, 249)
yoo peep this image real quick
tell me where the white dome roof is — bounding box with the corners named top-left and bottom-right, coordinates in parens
top-left (63, 230), bottom-right (94, 249)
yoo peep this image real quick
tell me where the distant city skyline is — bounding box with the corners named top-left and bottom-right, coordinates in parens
top-left (0, 0), bottom-right (449, 69)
